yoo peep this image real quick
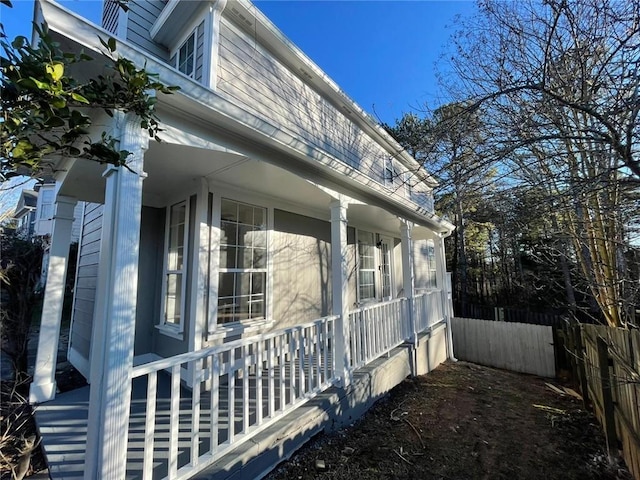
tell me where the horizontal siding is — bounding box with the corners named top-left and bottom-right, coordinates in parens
top-left (218, 19), bottom-right (420, 199)
top-left (126, 0), bottom-right (169, 61)
top-left (69, 203), bottom-right (103, 372)
top-left (413, 239), bottom-right (436, 291)
top-left (195, 21), bottom-right (205, 83)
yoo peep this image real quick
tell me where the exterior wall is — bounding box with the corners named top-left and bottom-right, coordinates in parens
top-left (68, 202), bottom-right (103, 377)
top-left (151, 196), bottom-right (195, 359)
top-left (271, 210), bottom-right (331, 329)
top-left (413, 238), bottom-right (436, 291)
top-left (270, 210), bottom-right (358, 330)
top-left (135, 206), bottom-right (165, 357)
top-left (69, 203), bottom-right (171, 379)
top-left (216, 17), bottom-right (424, 208)
top-left (125, 0), bottom-right (169, 61)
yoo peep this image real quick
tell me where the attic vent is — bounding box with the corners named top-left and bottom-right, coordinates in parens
top-left (298, 68), bottom-right (313, 81)
top-left (230, 6), bottom-right (254, 27)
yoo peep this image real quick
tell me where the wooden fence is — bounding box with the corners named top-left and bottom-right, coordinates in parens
top-left (564, 324), bottom-right (640, 479)
top-left (451, 317), bottom-right (555, 377)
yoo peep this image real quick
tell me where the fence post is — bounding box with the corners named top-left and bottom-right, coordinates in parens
top-left (573, 325), bottom-right (589, 410)
top-left (596, 335), bottom-right (618, 459)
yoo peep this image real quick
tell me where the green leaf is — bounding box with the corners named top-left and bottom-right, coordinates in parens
top-left (46, 62), bottom-right (64, 81)
top-left (108, 37), bottom-right (116, 52)
top-left (70, 92), bottom-right (89, 104)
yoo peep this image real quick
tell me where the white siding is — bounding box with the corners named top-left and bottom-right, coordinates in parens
top-left (217, 19), bottom-right (425, 206)
top-left (68, 203), bottom-right (103, 375)
top-left (413, 239), bottom-right (436, 291)
top-left (126, 0), bottom-right (169, 61)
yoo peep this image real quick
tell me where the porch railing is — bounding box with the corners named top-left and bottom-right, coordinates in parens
top-left (415, 290), bottom-right (444, 334)
top-left (128, 315), bottom-right (337, 480)
top-left (348, 298), bottom-right (410, 370)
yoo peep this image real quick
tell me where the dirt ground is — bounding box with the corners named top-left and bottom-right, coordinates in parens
top-left (266, 361), bottom-right (632, 480)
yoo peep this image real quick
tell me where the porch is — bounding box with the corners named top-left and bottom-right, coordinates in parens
top-left (35, 293), bottom-right (450, 480)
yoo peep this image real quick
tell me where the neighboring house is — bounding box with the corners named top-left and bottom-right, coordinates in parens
top-left (29, 1), bottom-right (456, 479)
top-left (13, 189), bottom-right (38, 239)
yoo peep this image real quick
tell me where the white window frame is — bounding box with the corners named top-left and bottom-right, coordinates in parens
top-left (158, 199), bottom-right (190, 338)
top-left (384, 158), bottom-right (397, 188)
top-left (356, 230), bottom-right (377, 304)
top-left (215, 197), bottom-right (270, 328)
top-left (177, 30), bottom-right (197, 78)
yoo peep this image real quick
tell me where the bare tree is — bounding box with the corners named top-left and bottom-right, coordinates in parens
top-left (438, 0), bottom-right (640, 326)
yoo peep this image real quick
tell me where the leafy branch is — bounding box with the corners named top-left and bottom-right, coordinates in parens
top-left (0, 15), bottom-right (178, 182)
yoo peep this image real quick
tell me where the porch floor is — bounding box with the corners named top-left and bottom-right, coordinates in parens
top-left (34, 325), bottom-right (447, 480)
top-left (35, 367), bottom-right (306, 479)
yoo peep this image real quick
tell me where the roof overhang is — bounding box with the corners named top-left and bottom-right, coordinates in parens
top-left (35, 0), bottom-right (454, 235)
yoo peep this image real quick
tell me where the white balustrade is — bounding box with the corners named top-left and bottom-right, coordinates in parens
top-left (129, 315), bottom-right (337, 480)
top-left (348, 298), bottom-right (410, 370)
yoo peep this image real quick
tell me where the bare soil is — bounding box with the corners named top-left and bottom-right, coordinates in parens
top-left (266, 361), bottom-right (632, 480)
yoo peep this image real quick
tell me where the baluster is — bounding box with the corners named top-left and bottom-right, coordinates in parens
top-left (190, 359), bottom-right (201, 467)
top-left (210, 353), bottom-right (220, 451)
top-left (256, 339), bottom-right (263, 426)
top-left (242, 346), bottom-right (249, 434)
top-left (268, 338), bottom-right (275, 418)
top-left (169, 364), bottom-right (181, 479)
top-left (142, 372), bottom-right (157, 480)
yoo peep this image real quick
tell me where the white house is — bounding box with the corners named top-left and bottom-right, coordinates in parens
top-left (29, 1), bottom-right (455, 479)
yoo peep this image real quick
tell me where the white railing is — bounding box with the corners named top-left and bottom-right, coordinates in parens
top-left (348, 298), bottom-right (410, 370)
top-left (415, 290), bottom-right (444, 333)
top-left (128, 315), bottom-right (337, 480)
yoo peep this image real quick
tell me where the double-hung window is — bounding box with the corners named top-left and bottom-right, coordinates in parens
top-left (218, 199), bottom-right (267, 324)
top-left (357, 230), bottom-right (377, 301)
top-left (162, 201), bottom-right (188, 330)
top-left (177, 31), bottom-right (196, 78)
top-left (384, 158), bottom-right (396, 188)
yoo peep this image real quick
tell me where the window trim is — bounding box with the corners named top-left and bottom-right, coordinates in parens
top-left (158, 199), bottom-right (190, 338)
top-left (177, 30), bottom-right (197, 78)
top-left (210, 196), bottom-right (272, 335)
top-left (356, 229), bottom-right (378, 304)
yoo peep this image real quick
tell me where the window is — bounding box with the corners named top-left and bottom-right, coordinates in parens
top-left (177, 32), bottom-right (196, 78)
top-left (427, 242), bottom-right (437, 289)
top-left (218, 199), bottom-right (267, 324)
top-left (357, 230), bottom-right (376, 301)
top-left (384, 158), bottom-right (396, 187)
top-left (40, 189), bottom-right (53, 220)
top-left (162, 201), bottom-right (188, 329)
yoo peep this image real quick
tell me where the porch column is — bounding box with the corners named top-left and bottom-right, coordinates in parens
top-left (434, 234), bottom-right (456, 360)
top-left (84, 114), bottom-right (148, 479)
top-left (330, 199), bottom-right (351, 387)
top-left (400, 220), bottom-right (417, 343)
top-left (29, 195), bottom-right (78, 403)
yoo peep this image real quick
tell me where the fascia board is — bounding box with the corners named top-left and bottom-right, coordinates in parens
top-left (36, 0), bottom-right (452, 233)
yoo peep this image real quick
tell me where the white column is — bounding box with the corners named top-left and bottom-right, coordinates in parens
top-left (330, 199), bottom-right (351, 387)
top-left (400, 220), bottom-right (416, 343)
top-left (434, 234), bottom-right (456, 360)
top-left (84, 114), bottom-right (148, 479)
top-left (29, 195), bottom-right (78, 404)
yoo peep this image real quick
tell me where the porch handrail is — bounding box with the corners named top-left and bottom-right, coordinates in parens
top-left (348, 297), bottom-right (410, 370)
top-left (131, 315), bottom-right (338, 378)
top-left (414, 290), bottom-right (444, 334)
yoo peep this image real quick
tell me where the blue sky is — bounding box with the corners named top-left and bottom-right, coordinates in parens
top-left (2, 0), bottom-right (476, 124)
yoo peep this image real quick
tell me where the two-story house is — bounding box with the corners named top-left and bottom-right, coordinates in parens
top-left (29, 1), bottom-right (455, 479)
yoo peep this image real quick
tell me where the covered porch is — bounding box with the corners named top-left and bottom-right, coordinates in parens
top-left (36, 294), bottom-right (451, 480)
top-left (29, 111), bottom-right (454, 479)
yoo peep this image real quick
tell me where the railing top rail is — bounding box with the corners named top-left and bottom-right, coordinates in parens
top-left (414, 289), bottom-right (441, 297)
top-left (348, 297), bottom-right (407, 315)
top-left (132, 314), bottom-right (339, 379)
